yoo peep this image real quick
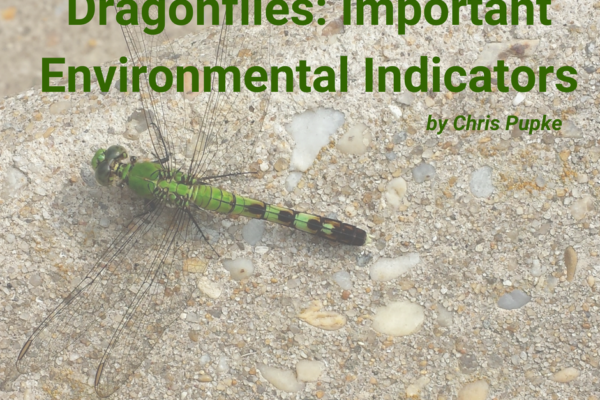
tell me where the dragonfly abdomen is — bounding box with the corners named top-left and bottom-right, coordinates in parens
top-left (193, 185), bottom-right (368, 246)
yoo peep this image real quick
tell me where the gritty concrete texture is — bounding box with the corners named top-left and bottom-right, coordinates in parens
top-left (1, 1), bottom-right (600, 399)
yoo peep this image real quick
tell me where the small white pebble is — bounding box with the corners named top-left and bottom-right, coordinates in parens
top-left (372, 301), bottom-right (425, 336)
top-left (332, 271), bottom-right (353, 290)
top-left (257, 364), bottom-right (304, 392)
top-left (384, 177), bottom-right (407, 209)
top-left (513, 92), bottom-right (526, 106)
top-left (295, 360), bottom-right (324, 382)
top-left (197, 277), bottom-right (222, 299)
top-left (470, 166), bottom-right (494, 198)
top-left (216, 356), bottom-right (229, 375)
top-left (458, 380), bottom-right (489, 400)
top-left (370, 254), bottom-right (420, 282)
top-left (336, 123), bottom-right (371, 155)
top-left (551, 367), bottom-right (580, 383)
top-left (498, 289), bottom-right (531, 310)
top-left (222, 259), bottom-right (254, 281)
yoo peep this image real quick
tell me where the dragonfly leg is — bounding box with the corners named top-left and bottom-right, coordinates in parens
top-left (200, 171), bottom-right (258, 182)
top-left (188, 208), bottom-right (220, 257)
top-left (149, 122), bottom-right (170, 164)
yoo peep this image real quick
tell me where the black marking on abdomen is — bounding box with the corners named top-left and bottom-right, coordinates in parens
top-left (247, 203), bottom-right (266, 217)
top-left (277, 210), bottom-right (295, 223)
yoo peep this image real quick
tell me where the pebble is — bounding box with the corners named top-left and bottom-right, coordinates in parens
top-left (564, 246), bottom-right (578, 282)
top-left (49, 100), bottom-right (71, 115)
top-left (384, 177), bottom-right (407, 209)
top-left (535, 174), bottom-right (546, 188)
top-left (183, 258), bottom-right (208, 273)
top-left (513, 92), bottom-right (526, 106)
top-left (197, 277), bottom-right (222, 299)
top-left (405, 376), bottom-right (430, 397)
top-left (561, 121), bottom-right (583, 138)
top-left (336, 123), bottom-right (371, 155)
top-left (388, 104), bottom-right (402, 118)
top-left (470, 166), bottom-right (494, 198)
top-left (369, 253), bottom-right (420, 282)
top-left (199, 354), bottom-right (211, 366)
top-left (395, 92), bottom-right (415, 105)
top-left (570, 195), bottom-right (594, 221)
top-left (273, 158), bottom-right (289, 172)
top-left (242, 219), bottom-right (265, 245)
top-left (531, 259), bottom-right (544, 277)
top-left (412, 162), bottom-right (436, 183)
top-left (372, 301), bottom-right (425, 336)
top-left (457, 380), bottom-right (489, 400)
top-left (222, 258), bottom-right (254, 281)
top-left (436, 304), bottom-right (453, 327)
top-left (2, 168), bottom-right (28, 199)
top-left (497, 289), bottom-right (531, 310)
top-left (551, 367), bottom-right (580, 383)
top-left (29, 274), bottom-right (42, 287)
top-left (257, 364), bottom-right (304, 392)
top-left (393, 131), bottom-right (407, 143)
top-left (332, 270), bottom-right (353, 290)
top-left (295, 360), bottom-right (324, 382)
top-left (216, 355), bottom-right (229, 375)
top-left (298, 300), bottom-right (346, 330)
top-left (286, 108), bottom-right (344, 171)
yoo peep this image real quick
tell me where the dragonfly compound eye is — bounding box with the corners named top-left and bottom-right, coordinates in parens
top-left (92, 145), bottom-right (128, 186)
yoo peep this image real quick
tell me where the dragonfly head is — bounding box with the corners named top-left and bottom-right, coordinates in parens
top-left (91, 145), bottom-right (128, 186)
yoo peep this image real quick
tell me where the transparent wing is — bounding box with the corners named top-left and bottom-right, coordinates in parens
top-left (16, 204), bottom-right (199, 398)
top-left (186, 7), bottom-right (272, 180)
top-left (116, 2), bottom-right (272, 181)
top-left (93, 208), bottom-right (197, 397)
top-left (16, 204), bottom-right (165, 373)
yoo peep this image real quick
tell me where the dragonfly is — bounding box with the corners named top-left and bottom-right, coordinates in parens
top-left (12, 1), bottom-right (367, 398)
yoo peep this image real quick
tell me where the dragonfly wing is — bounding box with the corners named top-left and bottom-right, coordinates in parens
top-left (186, 9), bottom-right (272, 181)
top-left (93, 208), bottom-right (196, 397)
top-left (16, 205), bottom-right (165, 375)
top-left (116, 1), bottom-right (271, 183)
top-left (116, 2), bottom-right (180, 170)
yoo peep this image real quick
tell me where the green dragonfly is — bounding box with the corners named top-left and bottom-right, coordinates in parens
top-left (13, 1), bottom-right (367, 398)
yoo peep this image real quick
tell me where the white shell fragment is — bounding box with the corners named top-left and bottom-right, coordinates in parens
top-left (295, 360), bottom-right (324, 382)
top-left (384, 177), bottom-right (407, 209)
top-left (336, 123), bottom-right (371, 155)
top-left (196, 277), bottom-right (222, 299)
top-left (458, 380), bottom-right (490, 400)
top-left (298, 301), bottom-right (346, 331)
top-left (257, 364), bottom-right (305, 392)
top-left (370, 254), bottom-right (420, 282)
top-left (372, 301), bottom-right (425, 336)
top-left (497, 289), bottom-right (531, 310)
top-left (551, 367), bottom-right (580, 383)
top-left (470, 166), bottom-right (495, 198)
top-left (286, 108), bottom-right (344, 172)
top-left (222, 258), bottom-right (254, 281)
